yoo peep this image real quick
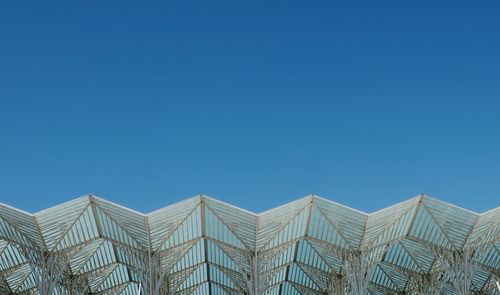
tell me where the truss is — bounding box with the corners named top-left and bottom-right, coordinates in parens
top-left (0, 194), bottom-right (498, 295)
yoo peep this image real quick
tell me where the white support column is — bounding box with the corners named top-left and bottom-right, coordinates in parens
top-left (117, 239), bottom-right (199, 295)
top-left (326, 273), bottom-right (348, 295)
top-left (337, 245), bottom-right (389, 295)
top-left (62, 272), bottom-right (91, 295)
top-left (258, 243), bottom-right (295, 295)
top-left (406, 272), bottom-right (444, 295)
top-left (118, 245), bottom-right (171, 295)
top-left (33, 250), bottom-right (71, 295)
top-left (314, 237), bottom-right (393, 295)
top-left (434, 247), bottom-right (476, 295)
top-left (144, 251), bottom-right (170, 295)
top-left (237, 242), bottom-right (294, 295)
top-left (340, 250), bottom-right (370, 295)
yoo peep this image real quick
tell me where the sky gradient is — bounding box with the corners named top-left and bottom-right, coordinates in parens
top-left (1, 1), bottom-right (499, 213)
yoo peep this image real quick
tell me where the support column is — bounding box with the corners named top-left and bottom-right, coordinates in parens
top-left (145, 251), bottom-right (172, 295)
top-left (120, 246), bottom-right (171, 295)
top-left (266, 244), bottom-right (297, 294)
top-left (406, 272), bottom-right (444, 295)
top-left (62, 272), bottom-right (91, 295)
top-left (336, 245), bottom-right (389, 295)
top-left (240, 242), bottom-right (294, 295)
top-left (326, 273), bottom-right (348, 295)
top-left (340, 250), bottom-right (370, 295)
top-left (433, 247), bottom-right (476, 295)
top-left (32, 250), bottom-right (70, 295)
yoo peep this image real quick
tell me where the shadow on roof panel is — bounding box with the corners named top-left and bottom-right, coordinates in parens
top-left (257, 196), bottom-right (311, 250)
top-left (409, 196), bottom-right (478, 250)
top-left (204, 196), bottom-right (256, 250)
top-left (0, 203), bottom-right (41, 249)
top-left (469, 207), bottom-right (500, 247)
top-left (35, 196), bottom-right (97, 250)
top-left (363, 197), bottom-right (421, 249)
top-left (148, 196), bottom-right (202, 251)
top-left (310, 196), bottom-right (367, 250)
top-left (91, 196), bottom-right (149, 249)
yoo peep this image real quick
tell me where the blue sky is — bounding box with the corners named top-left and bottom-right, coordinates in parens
top-left (1, 1), bottom-right (499, 214)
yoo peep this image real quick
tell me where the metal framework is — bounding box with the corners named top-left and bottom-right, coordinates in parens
top-left (0, 194), bottom-right (498, 295)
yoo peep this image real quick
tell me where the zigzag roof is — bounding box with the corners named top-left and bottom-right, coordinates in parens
top-left (0, 194), bottom-right (498, 294)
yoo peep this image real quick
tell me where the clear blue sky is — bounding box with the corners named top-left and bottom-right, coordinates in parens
top-left (1, 1), bottom-right (499, 214)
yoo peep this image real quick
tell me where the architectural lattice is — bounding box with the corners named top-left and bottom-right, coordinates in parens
top-left (0, 194), bottom-right (499, 295)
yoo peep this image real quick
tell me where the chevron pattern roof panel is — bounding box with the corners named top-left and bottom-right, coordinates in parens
top-left (0, 194), bottom-right (498, 294)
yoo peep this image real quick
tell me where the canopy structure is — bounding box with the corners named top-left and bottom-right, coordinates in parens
top-left (0, 194), bottom-right (498, 295)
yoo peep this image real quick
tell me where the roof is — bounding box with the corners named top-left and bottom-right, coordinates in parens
top-left (0, 194), bottom-right (499, 294)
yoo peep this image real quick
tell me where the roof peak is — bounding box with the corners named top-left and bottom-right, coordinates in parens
top-left (2, 193), bottom-right (496, 216)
